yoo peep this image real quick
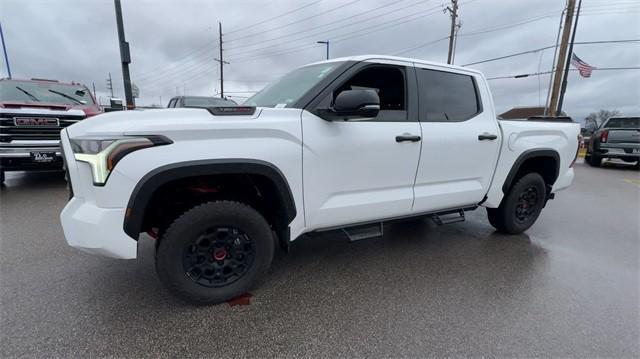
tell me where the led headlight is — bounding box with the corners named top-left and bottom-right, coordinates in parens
top-left (70, 135), bottom-right (172, 185)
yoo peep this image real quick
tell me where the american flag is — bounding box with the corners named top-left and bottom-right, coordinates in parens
top-left (570, 53), bottom-right (596, 78)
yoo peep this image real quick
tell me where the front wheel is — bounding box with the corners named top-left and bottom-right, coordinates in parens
top-left (487, 173), bottom-right (546, 234)
top-left (156, 200), bottom-right (274, 305)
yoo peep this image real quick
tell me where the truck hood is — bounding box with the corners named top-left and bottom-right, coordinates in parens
top-left (65, 107), bottom-right (300, 138)
top-left (0, 101), bottom-right (102, 117)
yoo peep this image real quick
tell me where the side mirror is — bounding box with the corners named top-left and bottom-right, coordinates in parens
top-left (331, 89), bottom-right (380, 119)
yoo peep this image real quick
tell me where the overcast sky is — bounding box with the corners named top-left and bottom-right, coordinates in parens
top-left (1, 0), bottom-right (639, 120)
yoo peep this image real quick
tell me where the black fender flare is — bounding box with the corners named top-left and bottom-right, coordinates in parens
top-left (123, 159), bottom-right (297, 239)
top-left (502, 149), bottom-right (560, 194)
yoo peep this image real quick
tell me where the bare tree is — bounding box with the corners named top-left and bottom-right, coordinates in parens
top-left (585, 109), bottom-right (622, 128)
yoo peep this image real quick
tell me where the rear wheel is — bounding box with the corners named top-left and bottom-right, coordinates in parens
top-left (156, 200), bottom-right (274, 305)
top-left (586, 153), bottom-right (602, 167)
top-left (487, 173), bottom-right (546, 234)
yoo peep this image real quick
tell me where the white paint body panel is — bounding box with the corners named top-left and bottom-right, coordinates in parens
top-left (59, 55), bottom-right (579, 259)
top-left (412, 63), bottom-right (502, 212)
top-left (301, 111), bottom-right (421, 229)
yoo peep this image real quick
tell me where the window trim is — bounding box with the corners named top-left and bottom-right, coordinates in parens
top-left (307, 61), bottom-right (418, 123)
top-left (415, 67), bottom-right (483, 123)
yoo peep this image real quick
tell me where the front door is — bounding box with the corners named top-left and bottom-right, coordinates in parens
top-left (302, 62), bottom-right (422, 229)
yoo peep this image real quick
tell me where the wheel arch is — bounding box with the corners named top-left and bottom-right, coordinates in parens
top-left (502, 149), bottom-right (560, 194)
top-left (123, 159), bottom-right (297, 241)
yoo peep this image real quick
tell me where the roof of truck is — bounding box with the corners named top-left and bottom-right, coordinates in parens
top-left (306, 54), bottom-right (482, 75)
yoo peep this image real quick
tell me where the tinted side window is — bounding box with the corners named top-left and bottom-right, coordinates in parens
top-left (417, 68), bottom-right (480, 122)
top-left (334, 65), bottom-right (407, 122)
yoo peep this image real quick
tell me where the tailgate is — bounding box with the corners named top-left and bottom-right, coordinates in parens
top-left (606, 129), bottom-right (640, 145)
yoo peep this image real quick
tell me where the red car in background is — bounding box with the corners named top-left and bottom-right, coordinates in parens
top-left (0, 78), bottom-right (101, 185)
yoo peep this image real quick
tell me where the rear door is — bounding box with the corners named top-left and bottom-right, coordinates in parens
top-left (412, 66), bottom-right (501, 213)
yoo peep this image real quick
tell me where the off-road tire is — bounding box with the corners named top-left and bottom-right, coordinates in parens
top-left (586, 153), bottom-right (602, 167)
top-left (156, 200), bottom-right (274, 305)
top-left (487, 173), bottom-right (546, 234)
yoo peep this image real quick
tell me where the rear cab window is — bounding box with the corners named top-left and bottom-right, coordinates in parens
top-left (604, 117), bottom-right (639, 128)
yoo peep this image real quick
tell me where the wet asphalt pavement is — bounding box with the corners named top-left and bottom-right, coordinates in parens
top-left (1, 161), bottom-right (639, 358)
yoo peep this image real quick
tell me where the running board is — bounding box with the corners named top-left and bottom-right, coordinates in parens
top-left (342, 223), bottom-right (384, 242)
top-left (431, 210), bottom-right (465, 226)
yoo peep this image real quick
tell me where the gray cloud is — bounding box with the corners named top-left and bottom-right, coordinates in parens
top-left (1, 0), bottom-right (639, 119)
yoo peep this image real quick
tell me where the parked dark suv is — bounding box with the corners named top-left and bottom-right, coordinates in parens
top-left (0, 78), bottom-right (101, 184)
top-left (167, 96), bottom-right (236, 108)
top-left (585, 116), bottom-right (639, 168)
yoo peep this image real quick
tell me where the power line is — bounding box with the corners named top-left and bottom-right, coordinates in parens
top-left (225, 0), bottom-right (426, 53)
top-left (462, 39), bottom-right (640, 67)
top-left (230, 2), bottom-right (452, 63)
top-left (393, 36), bottom-right (450, 55)
top-left (486, 67), bottom-right (640, 80)
top-left (226, 0), bottom-right (363, 43)
top-left (458, 10), bottom-right (560, 37)
top-left (224, 0), bottom-right (325, 35)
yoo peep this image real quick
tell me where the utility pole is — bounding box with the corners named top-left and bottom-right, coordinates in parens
top-left (106, 73), bottom-right (114, 97)
top-left (548, 0), bottom-right (576, 117)
top-left (114, 0), bottom-right (134, 109)
top-left (214, 22), bottom-right (230, 99)
top-left (317, 40), bottom-right (330, 60)
top-left (445, 0), bottom-right (459, 65)
top-left (0, 21), bottom-right (11, 78)
top-left (557, 0), bottom-right (582, 115)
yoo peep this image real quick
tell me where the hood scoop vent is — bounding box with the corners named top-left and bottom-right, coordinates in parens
top-left (207, 106), bottom-right (256, 116)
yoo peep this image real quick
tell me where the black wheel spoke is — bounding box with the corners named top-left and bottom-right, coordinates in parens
top-left (182, 225), bottom-right (255, 288)
top-left (514, 185), bottom-right (540, 223)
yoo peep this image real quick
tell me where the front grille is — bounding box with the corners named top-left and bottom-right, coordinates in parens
top-left (0, 114), bottom-right (84, 142)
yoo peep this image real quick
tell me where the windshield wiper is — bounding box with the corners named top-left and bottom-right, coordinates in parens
top-left (16, 86), bottom-right (40, 102)
top-left (48, 89), bottom-right (84, 105)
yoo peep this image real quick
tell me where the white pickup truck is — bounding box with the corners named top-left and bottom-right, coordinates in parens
top-left (60, 55), bottom-right (579, 304)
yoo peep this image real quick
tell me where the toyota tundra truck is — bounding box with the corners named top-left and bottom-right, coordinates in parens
top-left (59, 56), bottom-right (579, 304)
top-left (0, 78), bottom-right (101, 185)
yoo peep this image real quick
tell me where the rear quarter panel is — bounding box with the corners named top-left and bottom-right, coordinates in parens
top-left (484, 120), bottom-right (580, 208)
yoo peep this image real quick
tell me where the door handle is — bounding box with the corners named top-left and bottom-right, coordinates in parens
top-left (478, 133), bottom-right (498, 141)
top-left (396, 135), bottom-right (421, 142)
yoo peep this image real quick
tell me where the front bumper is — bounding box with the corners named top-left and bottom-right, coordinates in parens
top-left (59, 131), bottom-right (137, 259)
top-left (60, 198), bottom-right (137, 259)
top-left (0, 141), bottom-right (63, 171)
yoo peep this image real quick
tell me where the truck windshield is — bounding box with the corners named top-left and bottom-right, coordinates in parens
top-left (604, 117), bottom-right (639, 128)
top-left (0, 80), bottom-right (96, 105)
top-left (244, 62), bottom-right (344, 108)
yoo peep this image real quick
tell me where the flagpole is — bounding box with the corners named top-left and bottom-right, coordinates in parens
top-left (557, 0), bottom-right (582, 115)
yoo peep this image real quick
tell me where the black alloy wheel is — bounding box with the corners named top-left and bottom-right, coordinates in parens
top-left (514, 186), bottom-right (540, 223)
top-left (182, 226), bottom-right (255, 288)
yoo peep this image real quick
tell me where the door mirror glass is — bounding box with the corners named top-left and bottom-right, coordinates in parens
top-left (331, 89), bottom-right (380, 119)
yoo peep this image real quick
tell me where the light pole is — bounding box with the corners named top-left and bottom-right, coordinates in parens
top-left (0, 21), bottom-right (11, 78)
top-left (317, 41), bottom-right (329, 60)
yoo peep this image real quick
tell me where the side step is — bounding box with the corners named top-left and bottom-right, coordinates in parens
top-left (431, 210), bottom-right (465, 226)
top-left (342, 223), bottom-right (384, 242)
